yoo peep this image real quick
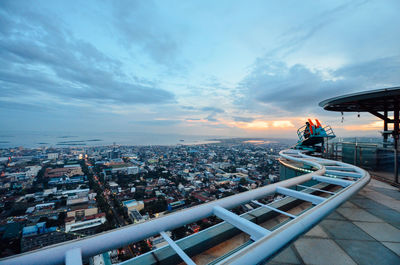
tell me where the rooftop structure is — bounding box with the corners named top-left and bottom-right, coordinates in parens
top-left (65, 217), bottom-right (106, 233)
top-left (319, 87), bottom-right (400, 149)
top-left (320, 87), bottom-right (400, 184)
top-left (122, 200), bottom-right (144, 212)
top-left (264, 177), bottom-right (400, 265)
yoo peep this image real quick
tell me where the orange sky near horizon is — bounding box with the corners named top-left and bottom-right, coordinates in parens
top-left (185, 116), bottom-right (384, 138)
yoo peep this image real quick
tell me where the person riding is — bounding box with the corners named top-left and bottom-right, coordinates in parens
top-left (304, 122), bottom-right (311, 139)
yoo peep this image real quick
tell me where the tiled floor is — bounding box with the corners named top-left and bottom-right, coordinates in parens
top-left (267, 178), bottom-right (400, 265)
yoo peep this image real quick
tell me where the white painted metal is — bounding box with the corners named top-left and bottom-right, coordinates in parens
top-left (160, 231), bottom-right (196, 265)
top-left (213, 206), bottom-right (270, 241)
top-left (215, 150), bottom-right (370, 265)
top-left (325, 166), bottom-right (356, 171)
top-left (276, 186), bottom-right (326, 205)
top-left (0, 166), bottom-right (320, 265)
top-left (296, 184), bottom-right (336, 195)
top-left (313, 175), bottom-right (353, 187)
top-left (0, 148), bottom-right (370, 265)
top-left (65, 248), bottom-right (82, 265)
top-left (326, 169), bottom-right (362, 178)
top-left (251, 200), bottom-right (297, 219)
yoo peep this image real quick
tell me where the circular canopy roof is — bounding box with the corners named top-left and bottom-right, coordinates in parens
top-left (319, 87), bottom-right (400, 112)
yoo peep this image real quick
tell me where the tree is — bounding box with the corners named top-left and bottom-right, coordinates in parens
top-left (239, 177), bottom-right (248, 185)
top-left (45, 218), bottom-right (59, 228)
top-left (57, 212), bottom-right (66, 226)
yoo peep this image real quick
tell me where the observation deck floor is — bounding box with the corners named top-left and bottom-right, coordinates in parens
top-left (266, 178), bottom-right (400, 265)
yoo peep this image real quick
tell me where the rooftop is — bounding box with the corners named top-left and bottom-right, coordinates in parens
top-left (319, 87), bottom-right (400, 112)
top-left (123, 199), bottom-right (139, 207)
top-left (266, 178), bottom-right (400, 265)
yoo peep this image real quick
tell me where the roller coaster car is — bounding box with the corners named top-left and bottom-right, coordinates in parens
top-left (295, 119), bottom-right (335, 152)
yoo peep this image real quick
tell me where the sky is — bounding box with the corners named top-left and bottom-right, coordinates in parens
top-left (1, 0), bottom-right (400, 139)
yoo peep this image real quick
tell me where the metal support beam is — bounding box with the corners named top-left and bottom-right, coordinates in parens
top-left (251, 200), bottom-right (297, 219)
top-left (325, 170), bottom-right (362, 178)
top-left (213, 206), bottom-right (270, 241)
top-left (384, 109), bottom-right (388, 142)
top-left (325, 166), bottom-right (356, 172)
top-left (394, 104), bottom-right (399, 150)
top-left (296, 184), bottom-right (336, 195)
top-left (369, 110), bottom-right (394, 123)
top-left (318, 161), bottom-right (339, 166)
top-left (276, 187), bottom-right (326, 205)
top-left (395, 103), bottom-right (399, 183)
top-left (214, 150), bottom-right (370, 265)
top-left (65, 248), bottom-right (82, 265)
top-left (313, 175), bottom-right (353, 187)
top-left (160, 231), bottom-right (196, 265)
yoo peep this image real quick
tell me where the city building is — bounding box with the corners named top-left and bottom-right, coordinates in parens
top-left (122, 199), bottom-right (144, 212)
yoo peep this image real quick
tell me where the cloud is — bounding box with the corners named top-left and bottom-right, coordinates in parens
top-left (237, 56), bottom-right (400, 116)
top-left (235, 120), bottom-right (269, 130)
top-left (272, 121), bottom-right (295, 128)
top-left (181, 106), bottom-right (225, 114)
top-left (233, 116), bottom-right (255, 122)
top-left (201, 107), bottom-right (225, 113)
top-left (111, 0), bottom-right (183, 68)
top-left (185, 118), bottom-right (202, 121)
top-left (263, 1), bottom-right (369, 60)
top-left (181, 106), bottom-right (196, 110)
top-left (205, 114), bottom-right (218, 122)
top-left (131, 119), bottom-right (181, 126)
top-left (0, 100), bottom-right (50, 112)
top-left (200, 107), bottom-right (224, 122)
top-left (0, 2), bottom-right (175, 110)
top-left (343, 121), bottom-right (383, 131)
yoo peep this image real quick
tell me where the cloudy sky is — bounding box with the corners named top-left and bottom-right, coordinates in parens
top-left (1, 0), bottom-right (399, 139)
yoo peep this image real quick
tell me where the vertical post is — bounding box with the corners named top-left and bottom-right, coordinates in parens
top-left (395, 149), bottom-right (398, 184)
top-left (325, 138), bottom-right (328, 158)
top-left (334, 143), bottom-right (337, 160)
top-left (394, 103), bottom-right (399, 183)
top-left (383, 109), bottom-right (388, 144)
top-left (394, 106), bottom-right (399, 151)
top-left (354, 144), bottom-right (357, 166)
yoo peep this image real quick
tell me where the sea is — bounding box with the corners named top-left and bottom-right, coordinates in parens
top-left (0, 131), bottom-right (222, 148)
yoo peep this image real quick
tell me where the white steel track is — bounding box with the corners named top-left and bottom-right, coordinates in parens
top-left (0, 149), bottom-right (370, 265)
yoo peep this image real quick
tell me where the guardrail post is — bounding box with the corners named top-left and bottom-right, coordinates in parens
top-left (354, 144), bottom-right (357, 166)
top-left (213, 206), bottom-right (270, 241)
top-left (394, 148), bottom-right (399, 184)
top-left (160, 231), bottom-right (196, 265)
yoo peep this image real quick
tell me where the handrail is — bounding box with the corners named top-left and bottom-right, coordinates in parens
top-left (217, 150), bottom-right (370, 265)
top-left (0, 149), bottom-right (370, 265)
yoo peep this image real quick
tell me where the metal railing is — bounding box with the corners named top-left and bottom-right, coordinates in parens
top-left (0, 149), bottom-right (370, 265)
top-left (326, 141), bottom-right (399, 184)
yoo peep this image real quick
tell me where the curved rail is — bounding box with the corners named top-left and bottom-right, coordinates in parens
top-left (0, 149), bottom-right (370, 265)
top-left (217, 149), bottom-right (370, 264)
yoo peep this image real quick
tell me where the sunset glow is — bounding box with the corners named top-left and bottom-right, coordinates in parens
top-left (343, 121), bottom-right (384, 131)
top-left (1, 1), bottom-right (399, 139)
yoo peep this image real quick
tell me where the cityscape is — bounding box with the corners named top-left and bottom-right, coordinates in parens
top-left (1, 0), bottom-right (400, 264)
top-left (0, 139), bottom-right (289, 262)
